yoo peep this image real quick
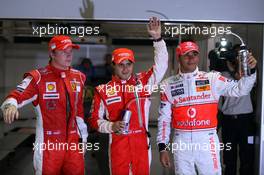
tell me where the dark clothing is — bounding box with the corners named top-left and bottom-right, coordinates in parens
top-left (222, 113), bottom-right (255, 175)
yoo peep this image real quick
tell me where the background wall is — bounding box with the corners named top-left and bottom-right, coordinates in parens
top-left (0, 0), bottom-right (263, 22)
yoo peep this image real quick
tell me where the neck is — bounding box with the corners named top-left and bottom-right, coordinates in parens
top-left (51, 62), bottom-right (68, 70)
top-left (179, 67), bottom-right (198, 74)
top-left (180, 69), bottom-right (194, 73)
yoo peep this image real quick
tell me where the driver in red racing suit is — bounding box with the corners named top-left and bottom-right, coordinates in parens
top-left (157, 41), bottom-right (257, 175)
top-left (1, 35), bottom-right (88, 175)
top-left (88, 17), bottom-right (168, 175)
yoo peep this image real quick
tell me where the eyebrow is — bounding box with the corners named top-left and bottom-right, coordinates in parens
top-left (119, 61), bottom-right (132, 65)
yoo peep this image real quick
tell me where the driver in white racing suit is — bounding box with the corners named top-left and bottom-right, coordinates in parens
top-left (157, 41), bottom-right (257, 175)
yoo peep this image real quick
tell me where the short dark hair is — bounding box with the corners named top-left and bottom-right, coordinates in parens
top-left (49, 50), bottom-right (56, 63)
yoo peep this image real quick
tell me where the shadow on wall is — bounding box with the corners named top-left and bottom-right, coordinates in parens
top-left (80, 0), bottom-right (94, 19)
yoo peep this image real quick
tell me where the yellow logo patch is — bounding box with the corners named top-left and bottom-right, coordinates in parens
top-left (106, 87), bottom-right (117, 97)
top-left (46, 82), bottom-right (57, 92)
top-left (196, 85), bottom-right (211, 92)
top-left (47, 84), bottom-right (55, 91)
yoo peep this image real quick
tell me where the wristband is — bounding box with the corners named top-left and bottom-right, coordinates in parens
top-left (153, 37), bottom-right (162, 42)
top-left (158, 143), bottom-right (167, 152)
top-left (3, 103), bottom-right (16, 110)
top-left (250, 68), bottom-right (256, 74)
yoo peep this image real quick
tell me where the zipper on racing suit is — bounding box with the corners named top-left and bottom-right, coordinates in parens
top-left (61, 72), bottom-right (71, 143)
top-left (73, 78), bottom-right (83, 143)
top-left (187, 77), bottom-right (193, 150)
top-left (134, 76), bottom-right (151, 149)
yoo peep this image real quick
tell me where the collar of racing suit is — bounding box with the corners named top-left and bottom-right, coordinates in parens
top-left (47, 64), bottom-right (71, 78)
top-left (179, 67), bottom-right (199, 79)
top-left (111, 75), bottom-right (137, 85)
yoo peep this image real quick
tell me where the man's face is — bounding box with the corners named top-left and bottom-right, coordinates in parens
top-left (178, 51), bottom-right (199, 73)
top-left (113, 60), bottom-right (134, 80)
top-left (50, 47), bottom-right (73, 70)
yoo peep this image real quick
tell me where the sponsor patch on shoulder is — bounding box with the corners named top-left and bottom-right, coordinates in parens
top-left (218, 76), bottom-right (226, 82)
top-left (227, 79), bottom-right (238, 82)
top-left (106, 96), bottom-right (121, 105)
top-left (17, 76), bottom-right (32, 92)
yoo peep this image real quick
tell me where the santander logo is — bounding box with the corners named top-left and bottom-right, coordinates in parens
top-left (178, 93), bottom-right (211, 103)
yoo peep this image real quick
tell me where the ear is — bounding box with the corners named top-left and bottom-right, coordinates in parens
top-left (49, 50), bottom-right (55, 59)
top-left (176, 55), bottom-right (180, 62)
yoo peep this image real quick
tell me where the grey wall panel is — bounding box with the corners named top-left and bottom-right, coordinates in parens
top-left (0, 0), bottom-right (264, 23)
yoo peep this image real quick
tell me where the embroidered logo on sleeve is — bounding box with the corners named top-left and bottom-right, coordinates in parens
top-left (218, 76), bottom-right (226, 82)
top-left (17, 76), bottom-right (33, 92)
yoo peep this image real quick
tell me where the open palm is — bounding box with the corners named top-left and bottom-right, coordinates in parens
top-left (147, 17), bottom-right (161, 39)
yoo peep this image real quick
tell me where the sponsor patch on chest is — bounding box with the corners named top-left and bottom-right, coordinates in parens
top-left (70, 81), bottom-right (81, 92)
top-left (196, 85), bottom-right (211, 92)
top-left (43, 93), bottom-right (60, 99)
top-left (170, 83), bottom-right (183, 90)
top-left (106, 96), bottom-right (121, 105)
top-left (106, 87), bottom-right (117, 97)
top-left (195, 80), bottom-right (209, 86)
top-left (171, 88), bottom-right (184, 96)
top-left (195, 80), bottom-right (211, 92)
top-left (46, 100), bottom-right (57, 110)
top-left (46, 82), bottom-right (57, 93)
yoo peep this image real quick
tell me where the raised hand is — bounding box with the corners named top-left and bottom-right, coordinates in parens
top-left (247, 53), bottom-right (257, 69)
top-left (147, 17), bottom-right (161, 40)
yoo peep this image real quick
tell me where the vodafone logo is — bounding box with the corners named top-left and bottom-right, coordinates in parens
top-left (187, 107), bottom-right (196, 118)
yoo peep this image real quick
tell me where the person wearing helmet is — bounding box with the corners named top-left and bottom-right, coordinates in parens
top-left (88, 17), bottom-right (168, 175)
top-left (157, 41), bottom-right (257, 175)
top-left (1, 35), bottom-right (88, 175)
